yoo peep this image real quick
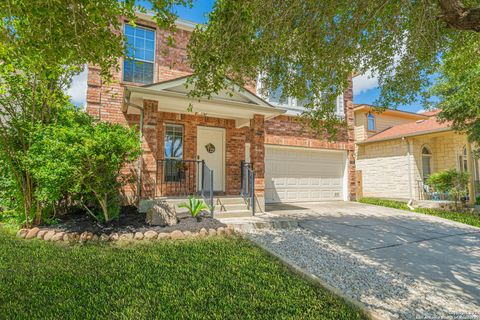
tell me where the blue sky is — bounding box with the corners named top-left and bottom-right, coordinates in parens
top-left (68, 0), bottom-right (424, 113)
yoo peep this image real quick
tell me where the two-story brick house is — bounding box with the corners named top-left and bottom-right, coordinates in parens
top-left (86, 14), bottom-right (356, 214)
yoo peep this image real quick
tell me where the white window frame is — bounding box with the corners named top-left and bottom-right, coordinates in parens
top-left (123, 23), bottom-right (156, 84)
top-left (367, 113), bottom-right (376, 131)
top-left (256, 76), bottom-right (345, 117)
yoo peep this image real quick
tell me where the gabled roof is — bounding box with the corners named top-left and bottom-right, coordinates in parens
top-left (361, 116), bottom-right (452, 144)
top-left (123, 75), bottom-right (285, 127)
top-left (354, 104), bottom-right (429, 120)
top-left (419, 109), bottom-right (441, 117)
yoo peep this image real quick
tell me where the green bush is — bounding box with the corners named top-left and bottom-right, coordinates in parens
top-left (25, 106), bottom-right (142, 223)
top-left (426, 169), bottom-right (469, 204)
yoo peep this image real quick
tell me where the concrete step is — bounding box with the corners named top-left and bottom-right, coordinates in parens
top-left (217, 203), bottom-right (250, 212)
top-left (214, 210), bottom-right (253, 218)
top-left (215, 196), bottom-right (247, 205)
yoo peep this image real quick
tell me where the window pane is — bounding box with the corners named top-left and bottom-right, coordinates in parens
top-left (164, 125), bottom-right (183, 159)
top-left (135, 27), bottom-right (145, 38)
top-left (146, 29), bottom-right (155, 41)
top-left (123, 24), bottom-right (155, 83)
top-left (125, 24), bottom-right (135, 36)
top-left (145, 39), bottom-right (155, 51)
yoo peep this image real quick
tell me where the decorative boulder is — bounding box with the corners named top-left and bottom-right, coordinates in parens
top-left (157, 232), bottom-right (170, 240)
top-left (144, 230), bottom-right (158, 240)
top-left (43, 230), bottom-right (56, 241)
top-left (146, 202), bottom-right (177, 226)
top-left (170, 230), bottom-right (184, 240)
top-left (16, 229), bottom-right (28, 238)
top-left (25, 227), bottom-right (40, 239)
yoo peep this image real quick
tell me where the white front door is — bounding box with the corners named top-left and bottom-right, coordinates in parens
top-left (197, 126), bottom-right (225, 192)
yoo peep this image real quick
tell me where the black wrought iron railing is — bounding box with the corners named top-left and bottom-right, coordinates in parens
top-left (240, 161), bottom-right (255, 215)
top-left (199, 161), bottom-right (214, 214)
top-left (156, 159), bottom-right (214, 214)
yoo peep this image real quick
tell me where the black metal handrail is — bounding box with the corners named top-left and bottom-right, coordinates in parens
top-left (240, 161), bottom-right (255, 215)
top-left (200, 160), bottom-right (214, 215)
top-left (156, 159), bottom-right (214, 215)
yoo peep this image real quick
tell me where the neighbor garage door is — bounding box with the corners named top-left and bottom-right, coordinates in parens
top-left (265, 146), bottom-right (346, 203)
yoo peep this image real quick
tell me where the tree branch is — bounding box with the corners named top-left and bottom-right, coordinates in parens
top-left (437, 0), bottom-right (480, 31)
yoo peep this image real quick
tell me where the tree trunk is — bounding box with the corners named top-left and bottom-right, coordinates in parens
top-left (437, 0), bottom-right (480, 31)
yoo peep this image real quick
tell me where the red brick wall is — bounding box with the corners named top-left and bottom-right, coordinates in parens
top-left (86, 15), bottom-right (356, 201)
top-left (144, 104), bottom-right (250, 198)
top-left (264, 77), bottom-right (356, 200)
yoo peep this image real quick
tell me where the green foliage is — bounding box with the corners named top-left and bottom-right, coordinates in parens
top-left (426, 169), bottom-right (470, 203)
top-left (187, 0), bottom-right (480, 139)
top-left (0, 1), bottom-right (190, 227)
top-left (359, 197), bottom-right (480, 228)
top-left (178, 196), bottom-right (209, 217)
top-left (358, 198), bottom-right (410, 210)
top-left (26, 106), bottom-right (142, 222)
top-left (0, 229), bottom-right (365, 319)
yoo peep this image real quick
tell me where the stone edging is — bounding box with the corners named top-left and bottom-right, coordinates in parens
top-left (16, 226), bottom-right (235, 243)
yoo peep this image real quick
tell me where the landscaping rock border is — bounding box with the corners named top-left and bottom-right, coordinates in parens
top-left (15, 225), bottom-right (235, 243)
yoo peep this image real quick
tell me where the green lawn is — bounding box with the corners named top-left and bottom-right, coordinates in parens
top-left (0, 228), bottom-right (365, 320)
top-left (359, 197), bottom-right (480, 228)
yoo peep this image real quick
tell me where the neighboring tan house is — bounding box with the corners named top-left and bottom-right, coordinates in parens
top-left (354, 104), bottom-right (478, 203)
top-left (86, 14), bottom-right (357, 215)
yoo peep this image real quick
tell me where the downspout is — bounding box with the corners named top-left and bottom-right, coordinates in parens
top-left (124, 96), bottom-right (144, 204)
top-left (403, 137), bottom-right (415, 210)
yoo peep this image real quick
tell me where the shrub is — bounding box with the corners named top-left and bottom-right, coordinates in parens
top-left (27, 106), bottom-right (142, 222)
top-left (426, 169), bottom-right (469, 204)
top-left (178, 196), bottom-right (209, 220)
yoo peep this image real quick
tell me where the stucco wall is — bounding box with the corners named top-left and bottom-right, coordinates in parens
top-left (357, 132), bottom-right (470, 200)
top-left (357, 139), bottom-right (414, 199)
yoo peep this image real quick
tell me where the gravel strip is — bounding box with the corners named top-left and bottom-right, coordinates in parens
top-left (246, 228), bottom-right (479, 320)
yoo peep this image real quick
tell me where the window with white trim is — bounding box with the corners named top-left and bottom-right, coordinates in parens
top-left (256, 78), bottom-right (344, 117)
top-left (367, 113), bottom-right (375, 131)
top-left (123, 24), bottom-right (155, 84)
top-left (422, 146), bottom-right (432, 182)
top-left (164, 124), bottom-right (184, 182)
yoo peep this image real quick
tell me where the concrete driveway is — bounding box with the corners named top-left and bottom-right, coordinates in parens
top-left (247, 202), bottom-right (480, 319)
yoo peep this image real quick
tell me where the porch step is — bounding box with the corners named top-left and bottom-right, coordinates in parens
top-left (215, 196), bottom-right (248, 205)
top-left (214, 210), bottom-right (254, 219)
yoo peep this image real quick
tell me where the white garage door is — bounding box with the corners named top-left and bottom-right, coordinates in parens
top-left (265, 146), bottom-right (346, 203)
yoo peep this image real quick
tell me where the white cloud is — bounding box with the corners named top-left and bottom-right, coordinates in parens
top-left (417, 109), bottom-right (425, 114)
top-left (66, 69), bottom-right (88, 107)
top-left (353, 70), bottom-right (378, 96)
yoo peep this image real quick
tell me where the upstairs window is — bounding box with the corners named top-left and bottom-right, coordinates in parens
top-left (257, 78), bottom-right (344, 117)
top-left (367, 113), bottom-right (376, 131)
top-left (123, 24), bottom-right (155, 84)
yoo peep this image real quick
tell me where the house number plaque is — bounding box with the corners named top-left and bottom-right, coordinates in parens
top-left (205, 143), bottom-right (216, 153)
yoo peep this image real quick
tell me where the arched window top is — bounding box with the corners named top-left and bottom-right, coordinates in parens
top-left (422, 146), bottom-right (432, 156)
top-left (463, 146), bottom-right (467, 156)
top-left (367, 113), bottom-right (375, 131)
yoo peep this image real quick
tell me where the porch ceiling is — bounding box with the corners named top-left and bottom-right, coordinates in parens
top-left (123, 77), bottom-right (285, 128)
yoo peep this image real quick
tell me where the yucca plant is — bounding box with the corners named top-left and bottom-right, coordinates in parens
top-left (178, 196), bottom-right (209, 221)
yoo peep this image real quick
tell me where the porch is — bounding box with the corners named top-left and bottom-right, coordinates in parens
top-left (410, 132), bottom-right (480, 203)
top-left (123, 76), bottom-right (284, 215)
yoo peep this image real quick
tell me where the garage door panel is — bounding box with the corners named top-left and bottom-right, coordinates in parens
top-left (265, 146), bottom-right (345, 203)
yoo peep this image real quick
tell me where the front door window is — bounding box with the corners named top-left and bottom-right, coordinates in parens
top-left (164, 124), bottom-right (183, 182)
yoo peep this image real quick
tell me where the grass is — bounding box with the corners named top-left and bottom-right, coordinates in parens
top-left (358, 197), bottom-right (480, 228)
top-left (0, 228), bottom-right (366, 320)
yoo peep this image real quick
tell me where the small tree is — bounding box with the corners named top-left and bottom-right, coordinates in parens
top-left (27, 106), bottom-right (142, 223)
top-left (427, 169), bottom-right (470, 206)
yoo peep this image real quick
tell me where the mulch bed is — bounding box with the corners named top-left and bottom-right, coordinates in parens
top-left (47, 206), bottom-right (226, 235)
